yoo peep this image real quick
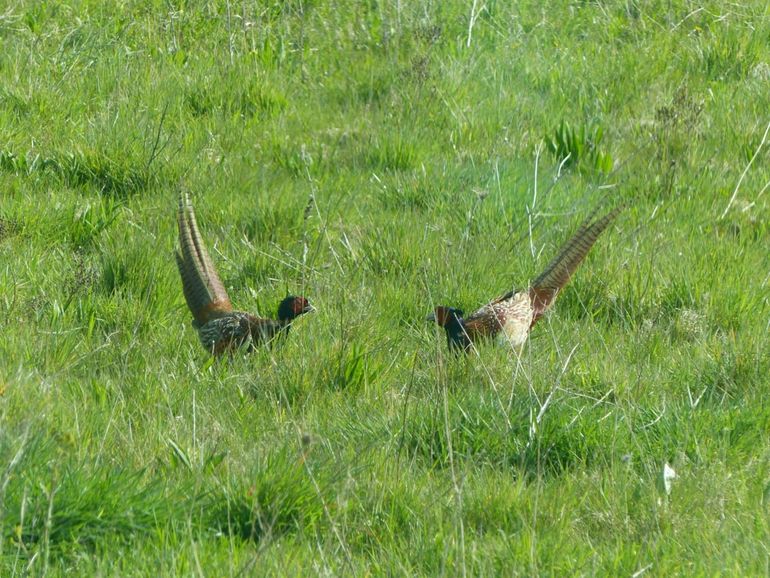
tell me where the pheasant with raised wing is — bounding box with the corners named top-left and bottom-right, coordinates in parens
top-left (175, 193), bottom-right (314, 355)
top-left (427, 206), bottom-right (621, 353)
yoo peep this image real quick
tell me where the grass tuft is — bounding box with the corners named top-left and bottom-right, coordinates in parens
top-left (206, 453), bottom-right (328, 543)
top-left (0, 149), bottom-right (153, 197)
top-left (545, 121), bottom-right (613, 174)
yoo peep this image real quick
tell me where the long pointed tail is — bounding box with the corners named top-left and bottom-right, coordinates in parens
top-left (528, 205), bottom-right (622, 325)
top-left (176, 193), bottom-right (233, 325)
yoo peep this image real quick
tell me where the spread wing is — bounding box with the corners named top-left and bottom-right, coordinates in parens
top-left (175, 193), bottom-right (233, 325)
top-left (528, 205), bottom-right (621, 324)
top-left (461, 205), bottom-right (620, 340)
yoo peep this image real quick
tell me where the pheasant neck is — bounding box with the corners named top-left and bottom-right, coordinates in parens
top-left (445, 318), bottom-right (471, 352)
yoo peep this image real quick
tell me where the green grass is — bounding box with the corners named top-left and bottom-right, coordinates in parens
top-left (1, 0), bottom-right (769, 574)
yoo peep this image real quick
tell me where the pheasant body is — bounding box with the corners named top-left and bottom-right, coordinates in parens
top-left (429, 206), bottom-right (621, 353)
top-left (464, 290), bottom-right (534, 348)
top-left (175, 193), bottom-right (313, 356)
top-left (195, 312), bottom-right (286, 355)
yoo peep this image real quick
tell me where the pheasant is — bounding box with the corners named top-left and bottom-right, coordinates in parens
top-left (427, 206), bottom-right (621, 353)
top-left (175, 193), bottom-right (314, 356)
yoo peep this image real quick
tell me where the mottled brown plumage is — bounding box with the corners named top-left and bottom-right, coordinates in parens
top-left (175, 193), bottom-right (314, 355)
top-left (428, 206), bottom-right (621, 353)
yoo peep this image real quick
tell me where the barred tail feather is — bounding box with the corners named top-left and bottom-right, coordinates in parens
top-left (176, 193), bottom-right (233, 324)
top-left (529, 206), bottom-right (621, 324)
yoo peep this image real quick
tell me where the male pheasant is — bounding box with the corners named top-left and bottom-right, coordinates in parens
top-left (175, 193), bottom-right (314, 355)
top-left (427, 206), bottom-right (621, 353)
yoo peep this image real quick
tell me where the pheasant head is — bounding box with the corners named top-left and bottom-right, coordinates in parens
top-left (427, 306), bottom-right (471, 352)
top-left (277, 295), bottom-right (315, 323)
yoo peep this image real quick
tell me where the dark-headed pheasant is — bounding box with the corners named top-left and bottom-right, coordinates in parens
top-left (175, 193), bottom-right (314, 356)
top-left (427, 206), bottom-right (621, 353)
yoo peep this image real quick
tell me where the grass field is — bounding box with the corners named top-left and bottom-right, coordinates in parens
top-left (1, 0), bottom-right (769, 575)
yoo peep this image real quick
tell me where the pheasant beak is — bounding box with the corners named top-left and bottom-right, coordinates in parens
top-left (425, 312), bottom-right (436, 322)
top-left (303, 303), bottom-right (316, 314)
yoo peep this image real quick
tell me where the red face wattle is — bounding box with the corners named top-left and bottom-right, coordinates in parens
top-left (429, 306), bottom-right (463, 327)
top-left (434, 306), bottom-right (451, 327)
top-left (293, 297), bottom-right (313, 315)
